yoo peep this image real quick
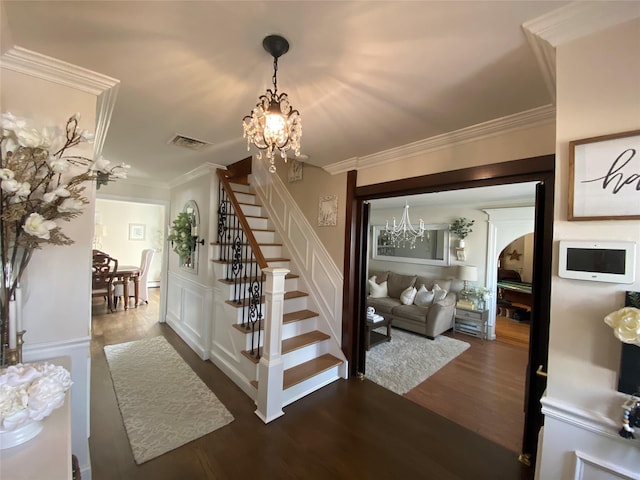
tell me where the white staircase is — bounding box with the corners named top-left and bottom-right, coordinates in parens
top-left (211, 179), bottom-right (345, 416)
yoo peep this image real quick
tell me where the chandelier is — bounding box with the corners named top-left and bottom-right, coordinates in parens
top-left (242, 34), bottom-right (302, 174)
top-left (383, 202), bottom-right (426, 249)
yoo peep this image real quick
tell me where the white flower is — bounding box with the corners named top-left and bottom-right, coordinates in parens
top-left (13, 182), bottom-right (31, 199)
top-left (57, 197), bottom-right (84, 213)
top-left (1, 112), bottom-right (26, 134)
top-left (0, 168), bottom-right (14, 180)
top-left (14, 127), bottom-right (44, 148)
top-left (22, 213), bottom-right (57, 239)
top-left (27, 377), bottom-right (66, 421)
top-left (1, 177), bottom-right (20, 193)
top-left (0, 364), bottom-right (41, 387)
top-left (71, 112), bottom-right (81, 122)
top-left (78, 129), bottom-right (95, 142)
top-left (89, 156), bottom-right (111, 173)
top-left (43, 185), bottom-right (71, 203)
top-left (40, 126), bottom-right (65, 153)
top-left (604, 307), bottom-right (640, 346)
top-left (0, 384), bottom-right (28, 421)
top-left (47, 155), bottom-right (69, 174)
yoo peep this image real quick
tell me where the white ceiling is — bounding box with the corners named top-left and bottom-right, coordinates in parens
top-left (1, 1), bottom-right (569, 184)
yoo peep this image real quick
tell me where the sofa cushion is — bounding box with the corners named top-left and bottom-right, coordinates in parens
top-left (368, 271), bottom-right (389, 284)
top-left (414, 284), bottom-right (435, 306)
top-left (387, 272), bottom-right (417, 299)
top-left (367, 296), bottom-right (401, 314)
top-left (368, 279), bottom-right (388, 298)
top-left (433, 283), bottom-right (448, 301)
top-left (392, 304), bottom-right (430, 322)
top-left (400, 286), bottom-right (417, 305)
top-left (416, 276), bottom-right (452, 293)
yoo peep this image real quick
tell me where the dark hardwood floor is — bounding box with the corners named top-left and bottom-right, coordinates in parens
top-left (90, 291), bottom-right (533, 480)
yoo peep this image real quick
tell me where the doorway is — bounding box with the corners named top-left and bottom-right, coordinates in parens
top-left (343, 155), bottom-right (554, 465)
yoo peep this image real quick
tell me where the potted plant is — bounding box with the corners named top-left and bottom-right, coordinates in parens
top-left (449, 217), bottom-right (475, 247)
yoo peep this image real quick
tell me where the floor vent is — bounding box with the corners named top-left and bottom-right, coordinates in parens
top-left (168, 134), bottom-right (212, 150)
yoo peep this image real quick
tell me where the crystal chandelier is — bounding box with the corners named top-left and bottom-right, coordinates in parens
top-left (243, 34), bottom-right (302, 174)
top-left (383, 202), bottom-right (426, 249)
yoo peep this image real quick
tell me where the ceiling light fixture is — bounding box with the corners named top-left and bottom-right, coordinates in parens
top-left (242, 34), bottom-right (302, 174)
top-left (383, 202), bottom-right (426, 249)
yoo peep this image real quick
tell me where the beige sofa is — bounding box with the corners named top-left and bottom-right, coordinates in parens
top-left (367, 270), bottom-right (463, 339)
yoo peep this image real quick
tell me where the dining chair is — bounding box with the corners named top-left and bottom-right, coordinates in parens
top-left (113, 249), bottom-right (155, 306)
top-left (92, 253), bottom-right (118, 312)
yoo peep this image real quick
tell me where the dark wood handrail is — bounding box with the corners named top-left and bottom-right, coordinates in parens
top-left (217, 169), bottom-right (268, 269)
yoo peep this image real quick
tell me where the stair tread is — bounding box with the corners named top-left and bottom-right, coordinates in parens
top-left (241, 330), bottom-right (330, 364)
top-left (232, 309), bottom-right (319, 334)
top-left (249, 354), bottom-right (343, 390)
top-left (226, 227), bottom-right (275, 232)
top-left (213, 256), bottom-right (290, 265)
top-left (284, 354), bottom-right (342, 389)
top-left (215, 242), bottom-right (283, 247)
top-left (224, 290), bottom-right (308, 308)
top-left (218, 273), bottom-right (298, 285)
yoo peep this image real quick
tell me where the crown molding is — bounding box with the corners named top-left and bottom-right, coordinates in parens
top-left (524, 1), bottom-right (640, 49)
top-left (167, 162), bottom-right (225, 189)
top-left (323, 105), bottom-right (555, 175)
top-left (0, 46), bottom-right (120, 159)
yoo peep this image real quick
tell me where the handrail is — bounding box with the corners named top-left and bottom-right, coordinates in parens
top-left (217, 169), bottom-right (268, 269)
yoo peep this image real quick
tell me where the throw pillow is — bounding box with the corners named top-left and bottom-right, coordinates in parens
top-left (414, 284), bottom-right (435, 306)
top-left (369, 279), bottom-right (388, 298)
top-left (433, 283), bottom-right (448, 302)
top-left (400, 286), bottom-right (417, 305)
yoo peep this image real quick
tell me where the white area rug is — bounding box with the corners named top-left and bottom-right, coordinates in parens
top-left (366, 328), bottom-right (470, 395)
top-left (104, 336), bottom-right (234, 464)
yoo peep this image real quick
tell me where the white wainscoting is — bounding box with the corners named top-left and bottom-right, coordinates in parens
top-left (165, 271), bottom-right (214, 360)
top-left (23, 337), bottom-right (92, 480)
top-left (537, 395), bottom-right (640, 480)
top-left (251, 159), bottom-right (345, 371)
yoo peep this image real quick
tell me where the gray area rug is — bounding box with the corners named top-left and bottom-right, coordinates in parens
top-left (104, 336), bottom-right (234, 464)
top-left (366, 328), bottom-right (470, 395)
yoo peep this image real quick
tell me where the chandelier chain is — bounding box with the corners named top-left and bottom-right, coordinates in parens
top-left (272, 57), bottom-right (278, 94)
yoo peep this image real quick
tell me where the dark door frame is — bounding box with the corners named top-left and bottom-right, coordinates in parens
top-left (341, 154), bottom-right (555, 463)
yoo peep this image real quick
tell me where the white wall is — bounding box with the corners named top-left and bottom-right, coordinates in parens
top-left (96, 199), bottom-right (165, 283)
top-left (538, 18), bottom-right (640, 479)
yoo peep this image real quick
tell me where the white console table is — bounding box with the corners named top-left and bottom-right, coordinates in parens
top-left (0, 361), bottom-right (72, 480)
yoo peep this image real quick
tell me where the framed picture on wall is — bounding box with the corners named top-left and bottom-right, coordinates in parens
top-left (568, 129), bottom-right (640, 221)
top-left (129, 223), bottom-right (146, 241)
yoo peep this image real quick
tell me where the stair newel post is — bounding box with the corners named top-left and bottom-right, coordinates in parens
top-left (255, 266), bottom-right (289, 423)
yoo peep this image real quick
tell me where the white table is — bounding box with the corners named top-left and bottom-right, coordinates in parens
top-left (0, 361), bottom-right (72, 480)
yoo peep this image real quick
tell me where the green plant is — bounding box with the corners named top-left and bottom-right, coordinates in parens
top-left (167, 212), bottom-right (195, 259)
top-left (449, 217), bottom-right (475, 240)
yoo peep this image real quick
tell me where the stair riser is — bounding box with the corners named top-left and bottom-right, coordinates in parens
top-left (282, 341), bottom-right (330, 370)
top-left (253, 230), bottom-right (276, 243)
top-left (247, 216), bottom-right (269, 230)
top-left (212, 242), bottom-right (282, 260)
top-left (229, 297), bottom-right (308, 323)
top-left (233, 192), bottom-right (257, 204)
top-left (282, 366), bottom-right (341, 407)
top-left (239, 204), bottom-right (263, 217)
top-left (229, 183), bottom-right (252, 194)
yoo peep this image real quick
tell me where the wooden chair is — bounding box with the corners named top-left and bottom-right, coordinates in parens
top-left (92, 253), bottom-right (118, 312)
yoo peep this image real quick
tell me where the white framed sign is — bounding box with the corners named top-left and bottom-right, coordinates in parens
top-left (569, 129), bottom-right (640, 221)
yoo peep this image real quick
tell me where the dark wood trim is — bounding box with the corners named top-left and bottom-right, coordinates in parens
top-left (341, 153), bottom-right (555, 466)
top-left (356, 155), bottom-right (555, 199)
top-left (224, 156), bottom-right (253, 183)
top-left (341, 170), bottom-right (358, 371)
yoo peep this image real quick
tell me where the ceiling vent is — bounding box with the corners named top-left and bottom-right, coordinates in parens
top-left (168, 134), bottom-right (212, 151)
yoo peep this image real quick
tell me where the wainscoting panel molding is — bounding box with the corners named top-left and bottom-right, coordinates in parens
top-left (165, 271), bottom-right (213, 360)
top-left (574, 451), bottom-right (639, 480)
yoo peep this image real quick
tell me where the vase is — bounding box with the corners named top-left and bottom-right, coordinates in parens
top-left (0, 419), bottom-right (43, 450)
top-left (458, 239), bottom-right (465, 248)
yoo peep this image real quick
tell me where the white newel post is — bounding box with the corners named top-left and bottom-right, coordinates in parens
top-left (255, 267), bottom-right (289, 423)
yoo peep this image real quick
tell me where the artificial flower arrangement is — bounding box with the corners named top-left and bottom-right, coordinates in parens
top-left (0, 362), bottom-right (72, 432)
top-left (167, 212), bottom-right (196, 261)
top-left (449, 217), bottom-right (475, 240)
top-left (0, 112), bottom-right (130, 364)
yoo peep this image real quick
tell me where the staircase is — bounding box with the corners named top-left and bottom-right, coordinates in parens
top-left (210, 172), bottom-right (346, 421)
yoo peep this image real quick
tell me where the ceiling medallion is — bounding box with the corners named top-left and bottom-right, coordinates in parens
top-left (242, 34), bottom-right (302, 174)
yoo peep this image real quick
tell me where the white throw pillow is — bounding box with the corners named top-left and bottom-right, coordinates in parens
top-left (433, 283), bottom-right (448, 302)
top-left (369, 279), bottom-right (388, 298)
top-left (400, 286), bottom-right (417, 305)
top-left (414, 284), bottom-right (435, 306)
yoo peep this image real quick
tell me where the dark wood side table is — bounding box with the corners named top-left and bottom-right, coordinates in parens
top-left (365, 315), bottom-right (392, 350)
